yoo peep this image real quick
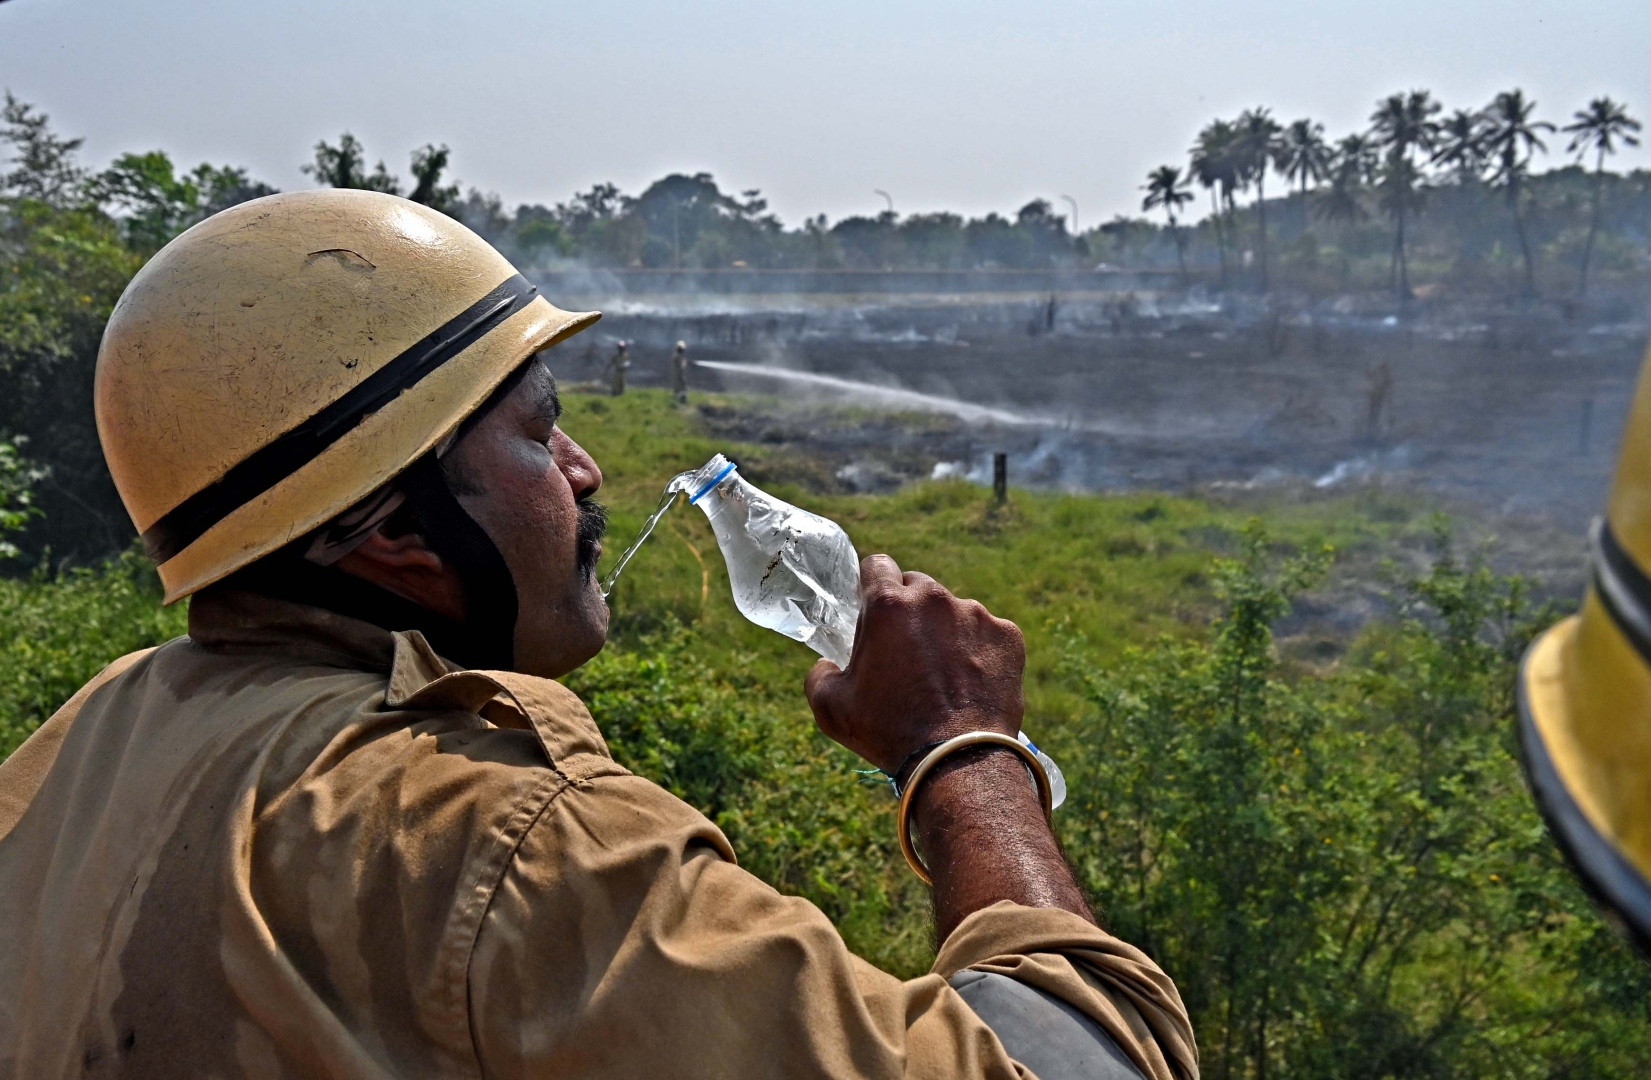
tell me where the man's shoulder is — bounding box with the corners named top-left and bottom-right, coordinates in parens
top-left (59, 628), bottom-right (599, 861)
top-left (0, 646), bottom-right (161, 841)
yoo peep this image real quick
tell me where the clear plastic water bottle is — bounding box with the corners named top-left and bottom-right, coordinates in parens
top-left (682, 454), bottom-right (861, 665)
top-left (683, 454), bottom-right (1066, 808)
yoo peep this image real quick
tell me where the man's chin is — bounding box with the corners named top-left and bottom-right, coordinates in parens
top-left (507, 574), bottom-right (611, 678)
top-left (565, 614), bottom-right (609, 674)
top-left (514, 616), bottom-right (607, 679)
top-left (568, 576), bottom-right (612, 661)
top-left (586, 582), bottom-right (611, 640)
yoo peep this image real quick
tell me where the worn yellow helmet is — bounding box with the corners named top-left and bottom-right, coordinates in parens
top-left (95, 189), bottom-right (598, 602)
top-left (1521, 342), bottom-right (1651, 948)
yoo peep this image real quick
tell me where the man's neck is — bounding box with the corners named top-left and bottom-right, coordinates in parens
top-left (214, 552), bottom-right (491, 669)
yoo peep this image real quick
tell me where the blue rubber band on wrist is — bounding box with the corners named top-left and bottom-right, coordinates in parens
top-left (690, 461), bottom-right (738, 504)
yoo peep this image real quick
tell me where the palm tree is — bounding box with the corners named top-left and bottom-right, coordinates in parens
top-left (1432, 109), bottom-right (1490, 185)
top-left (1278, 119), bottom-right (1331, 230)
top-left (1143, 164), bottom-right (1195, 282)
top-left (1236, 107), bottom-right (1284, 290)
top-left (1563, 96), bottom-right (1641, 296)
top-left (1189, 119), bottom-right (1240, 288)
top-left (1483, 89), bottom-right (1554, 297)
top-left (1317, 133), bottom-right (1379, 227)
top-left (1369, 90), bottom-right (1441, 300)
top-left (1375, 154), bottom-right (1428, 287)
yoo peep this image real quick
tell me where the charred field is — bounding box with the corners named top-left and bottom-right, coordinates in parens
top-left (555, 288), bottom-right (1649, 593)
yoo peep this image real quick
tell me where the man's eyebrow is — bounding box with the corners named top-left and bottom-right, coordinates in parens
top-left (534, 382), bottom-right (563, 425)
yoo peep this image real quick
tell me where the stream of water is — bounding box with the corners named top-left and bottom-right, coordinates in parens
top-left (695, 360), bottom-right (1150, 436)
top-left (695, 361), bottom-right (1049, 426)
top-left (599, 470), bottom-right (696, 597)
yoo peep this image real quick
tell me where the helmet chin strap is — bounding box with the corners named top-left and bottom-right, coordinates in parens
top-left (396, 453), bottom-right (519, 672)
top-left (215, 455), bottom-right (520, 671)
top-left (216, 452), bottom-right (518, 673)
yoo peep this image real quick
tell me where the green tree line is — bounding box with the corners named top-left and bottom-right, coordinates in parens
top-left (290, 92), bottom-right (1650, 304)
top-left (288, 93), bottom-right (1650, 304)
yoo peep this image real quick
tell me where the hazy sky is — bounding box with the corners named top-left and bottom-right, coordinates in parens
top-left (3, 0), bottom-right (1648, 228)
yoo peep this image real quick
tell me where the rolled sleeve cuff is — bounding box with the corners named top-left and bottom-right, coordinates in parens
top-left (933, 902), bottom-right (1200, 1080)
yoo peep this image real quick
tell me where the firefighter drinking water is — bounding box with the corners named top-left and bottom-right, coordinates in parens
top-left (0, 190), bottom-right (1195, 1079)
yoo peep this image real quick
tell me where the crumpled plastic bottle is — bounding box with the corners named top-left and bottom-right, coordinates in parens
top-left (683, 454), bottom-right (1066, 808)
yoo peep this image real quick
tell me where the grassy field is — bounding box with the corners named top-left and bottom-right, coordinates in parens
top-left (573, 388), bottom-right (1442, 712)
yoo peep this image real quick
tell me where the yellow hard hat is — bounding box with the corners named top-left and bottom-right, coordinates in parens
top-left (95, 189), bottom-right (599, 602)
top-left (1520, 343), bottom-right (1651, 947)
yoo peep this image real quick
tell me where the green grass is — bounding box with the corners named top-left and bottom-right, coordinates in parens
top-left (569, 387), bottom-right (1436, 737)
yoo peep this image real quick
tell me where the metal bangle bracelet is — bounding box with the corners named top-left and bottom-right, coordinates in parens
top-left (896, 731), bottom-right (1055, 885)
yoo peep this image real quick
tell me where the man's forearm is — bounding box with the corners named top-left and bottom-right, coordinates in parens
top-left (912, 746), bottom-right (1095, 940)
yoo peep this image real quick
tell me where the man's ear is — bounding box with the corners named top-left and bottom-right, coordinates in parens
top-left (334, 528), bottom-right (467, 622)
top-left (350, 528), bottom-right (445, 569)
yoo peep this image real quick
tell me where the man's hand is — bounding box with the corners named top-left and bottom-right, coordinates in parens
top-left (804, 554), bottom-right (1026, 774)
top-left (804, 554), bottom-right (1094, 939)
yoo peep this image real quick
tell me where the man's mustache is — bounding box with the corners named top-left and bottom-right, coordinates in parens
top-left (576, 498), bottom-right (608, 582)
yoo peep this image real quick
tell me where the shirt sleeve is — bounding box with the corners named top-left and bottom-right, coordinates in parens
top-left (467, 765), bottom-right (1197, 1080)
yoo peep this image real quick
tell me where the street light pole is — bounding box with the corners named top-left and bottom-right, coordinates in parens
top-left (873, 189), bottom-right (895, 217)
top-left (1059, 194), bottom-right (1079, 236)
top-left (671, 197), bottom-right (682, 269)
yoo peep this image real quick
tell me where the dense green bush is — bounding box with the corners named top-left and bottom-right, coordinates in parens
top-left (1060, 526), bottom-right (1651, 1078)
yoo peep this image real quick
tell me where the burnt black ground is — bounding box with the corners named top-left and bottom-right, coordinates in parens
top-left (546, 290), bottom-right (1651, 605)
top-left (555, 293), bottom-right (1647, 518)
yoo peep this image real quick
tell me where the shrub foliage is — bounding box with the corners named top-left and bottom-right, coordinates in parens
top-left (1060, 527), bottom-right (1651, 1077)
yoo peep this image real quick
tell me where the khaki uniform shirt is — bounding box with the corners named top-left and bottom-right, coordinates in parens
top-left (0, 590), bottom-right (1197, 1080)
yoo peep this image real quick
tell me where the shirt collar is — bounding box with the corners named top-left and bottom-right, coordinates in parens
top-left (185, 587), bottom-right (602, 756)
top-left (188, 587), bottom-right (400, 670)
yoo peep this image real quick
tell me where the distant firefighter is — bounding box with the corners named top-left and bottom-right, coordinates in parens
top-left (607, 339), bottom-right (631, 397)
top-left (1364, 361), bottom-right (1393, 441)
top-left (671, 340), bottom-right (690, 403)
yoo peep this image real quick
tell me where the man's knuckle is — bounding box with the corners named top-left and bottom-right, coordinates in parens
top-left (865, 585), bottom-right (903, 613)
top-left (917, 582), bottom-right (952, 606)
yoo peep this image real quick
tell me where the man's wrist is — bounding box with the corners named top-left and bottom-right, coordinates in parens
top-left (910, 744), bottom-right (1046, 852)
top-left (891, 738), bottom-right (949, 795)
top-left (887, 716), bottom-right (1021, 786)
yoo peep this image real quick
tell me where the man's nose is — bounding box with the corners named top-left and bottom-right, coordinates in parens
top-left (553, 430), bottom-right (603, 499)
